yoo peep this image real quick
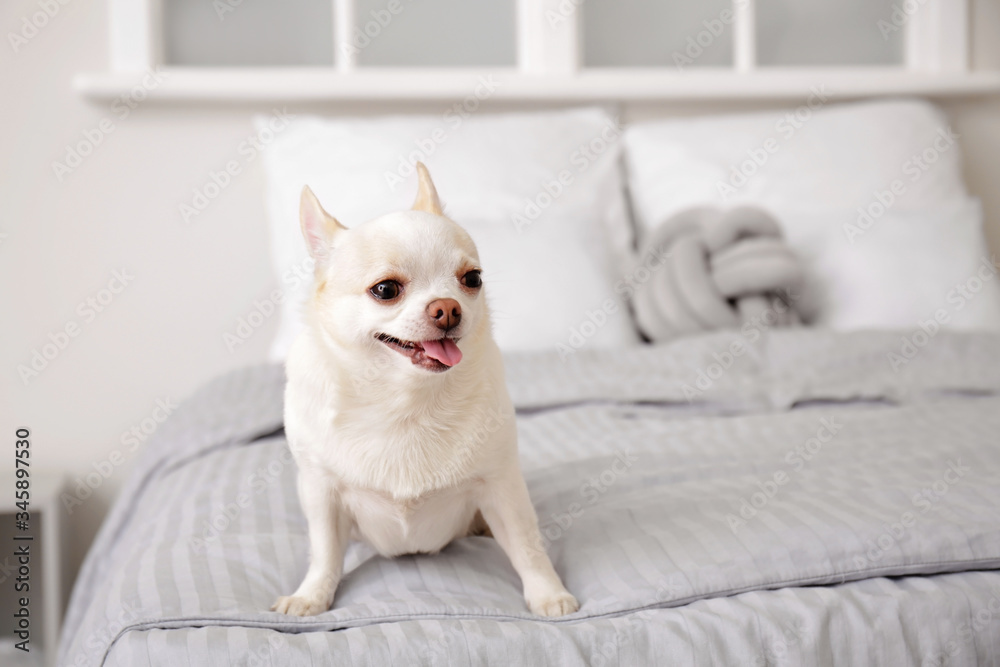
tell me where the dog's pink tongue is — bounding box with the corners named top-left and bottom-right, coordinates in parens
top-left (421, 338), bottom-right (463, 366)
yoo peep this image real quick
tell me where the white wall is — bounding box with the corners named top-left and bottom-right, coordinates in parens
top-left (2, 0), bottom-right (999, 603)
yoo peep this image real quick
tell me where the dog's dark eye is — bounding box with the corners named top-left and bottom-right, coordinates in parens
top-left (461, 270), bottom-right (482, 289)
top-left (370, 280), bottom-right (402, 301)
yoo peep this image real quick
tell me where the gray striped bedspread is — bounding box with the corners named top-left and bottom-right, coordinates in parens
top-left (60, 330), bottom-right (1000, 666)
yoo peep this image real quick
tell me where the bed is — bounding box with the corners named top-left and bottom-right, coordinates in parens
top-left (59, 102), bottom-right (1000, 665)
top-left (60, 329), bottom-right (1000, 665)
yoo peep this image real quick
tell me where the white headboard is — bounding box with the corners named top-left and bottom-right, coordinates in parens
top-left (76, 0), bottom-right (1000, 103)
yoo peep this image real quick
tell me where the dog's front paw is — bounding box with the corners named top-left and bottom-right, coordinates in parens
top-left (271, 594), bottom-right (331, 616)
top-left (527, 589), bottom-right (579, 617)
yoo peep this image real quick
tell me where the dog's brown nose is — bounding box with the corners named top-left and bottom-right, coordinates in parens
top-left (427, 298), bottom-right (461, 330)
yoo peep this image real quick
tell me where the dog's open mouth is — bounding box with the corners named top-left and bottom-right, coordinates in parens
top-left (376, 333), bottom-right (463, 372)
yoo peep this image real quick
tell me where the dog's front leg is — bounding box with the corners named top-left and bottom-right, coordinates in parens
top-left (272, 468), bottom-right (349, 616)
top-left (479, 471), bottom-right (579, 617)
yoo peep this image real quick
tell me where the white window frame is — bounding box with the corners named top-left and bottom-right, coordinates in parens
top-left (78, 0), bottom-right (998, 101)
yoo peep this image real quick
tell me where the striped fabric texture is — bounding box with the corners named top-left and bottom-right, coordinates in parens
top-left (60, 330), bottom-right (1000, 666)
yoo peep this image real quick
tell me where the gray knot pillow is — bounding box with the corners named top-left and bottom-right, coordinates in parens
top-left (631, 207), bottom-right (813, 342)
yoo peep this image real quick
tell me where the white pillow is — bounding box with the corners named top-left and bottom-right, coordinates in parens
top-left (258, 108), bottom-right (638, 359)
top-left (623, 98), bottom-right (1000, 331)
top-left (624, 98), bottom-right (967, 230)
top-left (785, 199), bottom-right (1000, 330)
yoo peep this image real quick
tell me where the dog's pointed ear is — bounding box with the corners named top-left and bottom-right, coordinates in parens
top-left (412, 162), bottom-right (443, 215)
top-left (300, 185), bottom-right (346, 261)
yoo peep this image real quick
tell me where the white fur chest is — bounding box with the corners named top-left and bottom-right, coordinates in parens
top-left (312, 406), bottom-right (487, 499)
top-left (340, 482), bottom-right (481, 557)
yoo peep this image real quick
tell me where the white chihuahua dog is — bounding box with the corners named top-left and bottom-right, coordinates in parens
top-left (272, 163), bottom-right (578, 618)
